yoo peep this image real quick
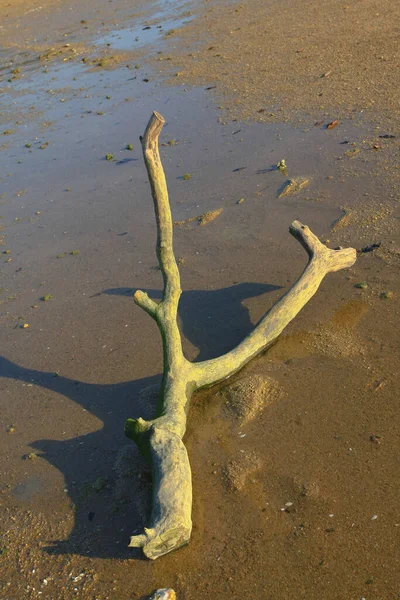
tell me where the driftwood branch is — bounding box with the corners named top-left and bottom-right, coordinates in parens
top-left (125, 111), bottom-right (357, 559)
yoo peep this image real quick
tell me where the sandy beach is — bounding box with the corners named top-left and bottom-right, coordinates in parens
top-left (0, 0), bottom-right (399, 598)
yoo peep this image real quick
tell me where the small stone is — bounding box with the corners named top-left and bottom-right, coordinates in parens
top-left (149, 589), bottom-right (176, 600)
top-left (355, 282), bottom-right (368, 289)
top-left (276, 159), bottom-right (288, 175)
top-left (93, 476), bottom-right (108, 491)
top-left (380, 291), bottom-right (393, 299)
top-left (24, 452), bottom-right (39, 460)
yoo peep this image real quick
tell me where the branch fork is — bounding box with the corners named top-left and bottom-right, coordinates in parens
top-left (125, 111), bottom-right (356, 559)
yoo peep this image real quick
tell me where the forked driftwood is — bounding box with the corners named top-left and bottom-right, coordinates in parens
top-left (125, 111), bottom-right (357, 559)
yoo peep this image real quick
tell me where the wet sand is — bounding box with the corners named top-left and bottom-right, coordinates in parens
top-left (154, 0), bottom-right (400, 126)
top-left (0, 1), bottom-right (399, 599)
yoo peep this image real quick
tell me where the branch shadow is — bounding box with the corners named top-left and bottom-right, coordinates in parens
top-left (104, 281), bottom-right (282, 361)
top-left (1, 353), bottom-right (157, 560)
top-left (1, 280), bottom-right (281, 559)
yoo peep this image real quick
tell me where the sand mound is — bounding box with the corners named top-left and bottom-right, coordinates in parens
top-left (223, 451), bottom-right (262, 491)
top-left (221, 374), bottom-right (284, 425)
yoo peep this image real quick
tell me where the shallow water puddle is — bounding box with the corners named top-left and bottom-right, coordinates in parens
top-left (97, 11), bottom-right (193, 51)
top-left (0, 48), bottom-right (373, 361)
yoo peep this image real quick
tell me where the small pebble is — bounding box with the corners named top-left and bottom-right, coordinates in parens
top-left (149, 590), bottom-right (176, 600)
top-left (380, 291), bottom-right (393, 299)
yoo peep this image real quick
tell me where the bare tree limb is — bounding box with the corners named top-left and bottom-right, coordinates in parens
top-left (125, 111), bottom-right (357, 559)
top-left (191, 221), bottom-right (356, 388)
top-left (134, 290), bottom-right (158, 319)
top-left (126, 112), bottom-right (193, 559)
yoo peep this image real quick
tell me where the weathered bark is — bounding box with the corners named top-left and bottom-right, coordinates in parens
top-left (125, 111), bottom-right (357, 559)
